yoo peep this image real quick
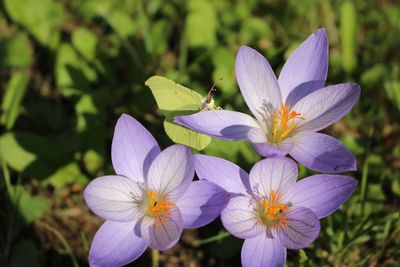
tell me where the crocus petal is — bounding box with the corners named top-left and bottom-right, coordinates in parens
top-left (279, 28), bottom-right (328, 104)
top-left (89, 221), bottom-right (147, 267)
top-left (290, 132), bottom-right (356, 173)
top-left (194, 154), bottom-right (251, 196)
top-left (175, 180), bottom-right (229, 228)
top-left (284, 174), bottom-right (357, 218)
top-left (293, 83), bottom-right (361, 132)
top-left (175, 110), bottom-right (260, 141)
top-left (284, 80), bottom-right (326, 107)
top-left (139, 205), bottom-right (183, 250)
top-left (249, 157), bottom-right (298, 198)
top-left (252, 140), bottom-right (294, 157)
top-left (235, 46), bottom-right (282, 120)
top-left (221, 196), bottom-right (265, 239)
top-left (272, 206), bottom-right (320, 249)
top-left (241, 234), bottom-right (287, 267)
top-left (112, 114), bottom-right (160, 182)
top-left (147, 145), bottom-right (194, 200)
top-left (248, 127), bottom-right (294, 157)
top-left (84, 175), bottom-right (144, 221)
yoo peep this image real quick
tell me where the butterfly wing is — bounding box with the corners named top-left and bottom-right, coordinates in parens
top-left (145, 76), bottom-right (212, 150)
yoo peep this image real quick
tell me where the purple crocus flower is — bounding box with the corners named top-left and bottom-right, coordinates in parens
top-left (194, 155), bottom-right (357, 267)
top-left (84, 114), bottom-right (228, 267)
top-left (175, 29), bottom-right (360, 173)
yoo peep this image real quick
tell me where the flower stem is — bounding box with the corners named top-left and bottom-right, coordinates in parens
top-left (192, 230), bottom-right (231, 247)
top-left (151, 249), bottom-right (160, 267)
top-left (360, 127), bottom-right (374, 217)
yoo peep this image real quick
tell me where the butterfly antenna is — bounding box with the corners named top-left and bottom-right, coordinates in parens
top-left (207, 77), bottom-right (223, 98)
top-left (208, 77), bottom-right (224, 120)
top-left (204, 77), bottom-right (223, 106)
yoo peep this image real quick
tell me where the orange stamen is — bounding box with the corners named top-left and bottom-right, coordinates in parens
top-left (147, 191), bottom-right (174, 226)
top-left (272, 103), bottom-right (304, 143)
top-left (259, 191), bottom-right (289, 227)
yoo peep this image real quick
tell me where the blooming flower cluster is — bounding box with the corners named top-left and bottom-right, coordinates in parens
top-left (84, 28), bottom-right (359, 267)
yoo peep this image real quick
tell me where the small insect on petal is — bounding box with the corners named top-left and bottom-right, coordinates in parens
top-left (200, 77), bottom-right (224, 111)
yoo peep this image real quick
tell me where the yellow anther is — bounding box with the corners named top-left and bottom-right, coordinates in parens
top-left (259, 191), bottom-right (288, 227)
top-left (147, 191), bottom-right (174, 226)
top-left (272, 103), bottom-right (304, 143)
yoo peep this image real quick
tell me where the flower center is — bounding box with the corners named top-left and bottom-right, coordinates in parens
top-left (146, 191), bottom-right (174, 226)
top-left (271, 103), bottom-right (304, 143)
top-left (258, 191), bottom-right (288, 227)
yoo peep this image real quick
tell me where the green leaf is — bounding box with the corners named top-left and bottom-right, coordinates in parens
top-left (360, 64), bottom-right (387, 89)
top-left (340, 1), bottom-right (357, 74)
top-left (146, 20), bottom-right (171, 56)
top-left (1, 71), bottom-right (29, 130)
top-left (10, 185), bottom-right (51, 224)
top-left (75, 90), bottom-right (109, 130)
top-left (240, 17), bottom-right (275, 45)
top-left (340, 135), bottom-right (364, 156)
top-left (299, 249), bottom-right (308, 263)
top-left (185, 0), bottom-right (217, 48)
top-left (55, 43), bottom-right (97, 96)
top-left (75, 93), bottom-right (99, 132)
top-left (0, 132), bottom-right (76, 179)
top-left (75, 92), bottom-right (107, 175)
top-left (6, 185), bottom-right (50, 237)
top-left (72, 27), bottom-right (98, 62)
top-left (352, 235), bottom-right (371, 245)
top-left (77, 0), bottom-right (114, 20)
top-left (106, 9), bottom-right (137, 39)
top-left (212, 48), bottom-right (236, 96)
top-left (83, 149), bottom-right (104, 175)
top-left (385, 79), bottom-right (400, 111)
top-left (2, 32), bottom-right (33, 68)
top-left (145, 76), bottom-right (212, 150)
top-left (43, 162), bottom-right (89, 188)
top-left (384, 4), bottom-right (400, 28)
top-left (4, 0), bottom-right (64, 48)
top-left (0, 132), bottom-right (37, 172)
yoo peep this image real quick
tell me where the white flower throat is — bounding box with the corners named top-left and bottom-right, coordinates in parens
top-left (259, 102), bottom-right (304, 144)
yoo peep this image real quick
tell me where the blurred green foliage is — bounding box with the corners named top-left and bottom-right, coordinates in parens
top-left (0, 0), bottom-right (399, 266)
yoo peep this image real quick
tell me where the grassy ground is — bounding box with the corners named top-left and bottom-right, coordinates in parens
top-left (0, 0), bottom-right (399, 266)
